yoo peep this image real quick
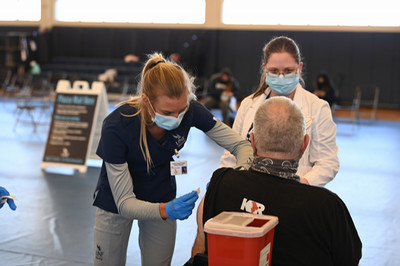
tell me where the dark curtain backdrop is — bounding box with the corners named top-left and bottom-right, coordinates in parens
top-left (1, 26), bottom-right (399, 107)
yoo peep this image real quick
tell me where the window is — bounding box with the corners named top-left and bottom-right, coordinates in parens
top-left (222, 0), bottom-right (400, 27)
top-left (55, 0), bottom-right (205, 24)
top-left (0, 0), bottom-right (41, 21)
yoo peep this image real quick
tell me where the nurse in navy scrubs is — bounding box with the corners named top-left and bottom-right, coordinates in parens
top-left (93, 53), bottom-right (253, 266)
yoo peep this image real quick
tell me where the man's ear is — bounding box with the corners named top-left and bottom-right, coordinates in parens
top-left (250, 132), bottom-right (257, 154)
top-left (299, 134), bottom-right (309, 156)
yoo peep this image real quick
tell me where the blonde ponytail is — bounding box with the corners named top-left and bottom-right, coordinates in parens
top-left (120, 52), bottom-right (196, 172)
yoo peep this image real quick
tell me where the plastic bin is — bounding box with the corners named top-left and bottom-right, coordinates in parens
top-left (204, 211), bottom-right (279, 266)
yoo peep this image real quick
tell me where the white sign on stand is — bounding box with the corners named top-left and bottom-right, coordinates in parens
top-left (41, 80), bottom-right (109, 174)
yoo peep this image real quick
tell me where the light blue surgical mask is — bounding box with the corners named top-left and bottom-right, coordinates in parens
top-left (265, 72), bottom-right (299, 95)
top-left (148, 100), bottom-right (187, 130)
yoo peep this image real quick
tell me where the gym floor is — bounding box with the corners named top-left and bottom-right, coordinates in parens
top-left (0, 99), bottom-right (399, 266)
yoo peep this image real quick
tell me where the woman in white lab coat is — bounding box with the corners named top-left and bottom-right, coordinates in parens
top-left (220, 36), bottom-right (339, 186)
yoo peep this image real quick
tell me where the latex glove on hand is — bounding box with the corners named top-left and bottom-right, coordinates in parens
top-left (0, 186), bottom-right (17, 211)
top-left (166, 190), bottom-right (199, 220)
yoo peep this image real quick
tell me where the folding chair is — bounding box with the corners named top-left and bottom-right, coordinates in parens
top-left (14, 75), bottom-right (52, 132)
top-left (332, 86), bottom-right (361, 126)
top-left (4, 71), bottom-right (32, 102)
top-left (358, 84), bottom-right (380, 120)
top-left (0, 68), bottom-right (12, 92)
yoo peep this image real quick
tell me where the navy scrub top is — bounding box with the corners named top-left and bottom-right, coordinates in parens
top-left (93, 100), bottom-right (216, 214)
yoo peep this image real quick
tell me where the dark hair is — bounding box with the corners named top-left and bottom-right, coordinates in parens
top-left (253, 36), bottom-right (304, 98)
top-left (220, 68), bottom-right (232, 77)
top-left (316, 73), bottom-right (332, 88)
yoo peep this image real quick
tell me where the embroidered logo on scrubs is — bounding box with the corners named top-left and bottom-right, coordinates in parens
top-left (173, 134), bottom-right (186, 147)
top-left (95, 245), bottom-right (104, 261)
top-left (240, 198), bottom-right (265, 214)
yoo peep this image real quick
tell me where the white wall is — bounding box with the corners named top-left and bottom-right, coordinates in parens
top-left (0, 0), bottom-right (399, 33)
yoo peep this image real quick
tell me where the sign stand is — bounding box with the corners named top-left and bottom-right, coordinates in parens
top-left (41, 80), bottom-right (109, 174)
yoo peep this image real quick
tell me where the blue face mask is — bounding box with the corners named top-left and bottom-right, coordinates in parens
top-left (265, 72), bottom-right (299, 95)
top-left (148, 101), bottom-right (187, 130)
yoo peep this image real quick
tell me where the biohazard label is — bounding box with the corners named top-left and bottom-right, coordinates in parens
top-left (259, 242), bottom-right (271, 266)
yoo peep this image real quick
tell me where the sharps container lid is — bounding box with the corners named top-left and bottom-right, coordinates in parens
top-left (204, 211), bottom-right (279, 238)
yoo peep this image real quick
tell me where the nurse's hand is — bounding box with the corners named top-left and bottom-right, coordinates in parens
top-left (165, 191), bottom-right (199, 220)
top-left (0, 186), bottom-right (17, 211)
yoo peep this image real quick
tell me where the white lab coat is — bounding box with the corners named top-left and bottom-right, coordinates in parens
top-left (220, 84), bottom-right (339, 186)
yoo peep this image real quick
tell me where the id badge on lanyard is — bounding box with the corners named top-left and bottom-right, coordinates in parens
top-left (170, 149), bottom-right (188, 176)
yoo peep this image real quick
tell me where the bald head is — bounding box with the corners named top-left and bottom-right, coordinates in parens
top-left (252, 96), bottom-right (307, 159)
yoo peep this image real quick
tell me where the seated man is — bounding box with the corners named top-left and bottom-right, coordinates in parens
top-left (191, 96), bottom-right (362, 265)
top-left (203, 68), bottom-right (240, 127)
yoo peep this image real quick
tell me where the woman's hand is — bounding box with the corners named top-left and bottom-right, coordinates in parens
top-left (163, 191), bottom-right (199, 220)
top-left (0, 187), bottom-right (17, 210)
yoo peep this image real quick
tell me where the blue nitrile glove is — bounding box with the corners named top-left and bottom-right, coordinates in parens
top-left (166, 190), bottom-right (199, 220)
top-left (0, 186), bottom-right (17, 211)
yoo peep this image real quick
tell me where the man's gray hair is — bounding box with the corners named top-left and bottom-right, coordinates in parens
top-left (253, 96), bottom-right (306, 157)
